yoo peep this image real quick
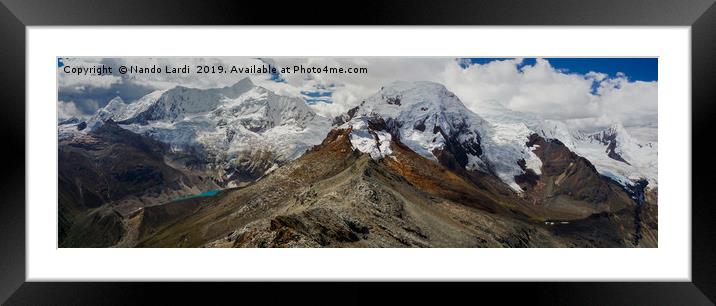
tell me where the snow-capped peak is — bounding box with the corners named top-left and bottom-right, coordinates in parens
top-left (605, 122), bottom-right (628, 136)
top-left (213, 85), bottom-right (319, 133)
top-left (117, 89), bottom-right (167, 122)
top-left (339, 81), bottom-right (542, 192)
top-left (532, 119), bottom-right (585, 149)
top-left (584, 123), bottom-right (657, 187)
top-left (104, 96), bottom-right (125, 111)
top-left (361, 81), bottom-right (476, 120)
top-left (588, 123), bottom-right (630, 145)
top-left (86, 96), bottom-right (126, 130)
top-left (92, 80), bottom-right (331, 185)
top-left (532, 120), bottom-right (657, 188)
top-left (586, 123), bottom-right (640, 163)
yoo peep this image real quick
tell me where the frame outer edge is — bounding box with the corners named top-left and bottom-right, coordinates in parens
top-left (1, 0), bottom-right (714, 304)
top-left (0, 0), bottom-right (714, 25)
top-left (691, 0), bottom-right (716, 303)
top-left (0, 1), bottom-right (26, 304)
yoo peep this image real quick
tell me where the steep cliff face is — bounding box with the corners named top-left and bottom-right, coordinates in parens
top-left (514, 134), bottom-right (636, 220)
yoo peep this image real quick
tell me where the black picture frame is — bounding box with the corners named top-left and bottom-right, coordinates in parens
top-left (1, 0), bottom-right (714, 304)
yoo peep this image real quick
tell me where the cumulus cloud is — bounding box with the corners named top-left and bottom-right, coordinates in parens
top-left (451, 60), bottom-right (657, 141)
top-left (440, 58), bottom-right (603, 120)
top-left (58, 58), bottom-right (123, 89)
top-left (57, 100), bottom-right (87, 122)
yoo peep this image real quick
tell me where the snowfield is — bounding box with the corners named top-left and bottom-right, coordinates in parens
top-left (344, 118), bottom-right (394, 160)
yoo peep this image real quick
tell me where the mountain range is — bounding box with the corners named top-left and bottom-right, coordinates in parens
top-left (57, 78), bottom-right (657, 247)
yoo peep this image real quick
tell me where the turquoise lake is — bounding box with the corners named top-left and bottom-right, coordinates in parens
top-left (173, 189), bottom-right (220, 202)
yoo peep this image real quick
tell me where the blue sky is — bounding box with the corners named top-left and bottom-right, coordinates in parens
top-left (462, 58), bottom-right (657, 82)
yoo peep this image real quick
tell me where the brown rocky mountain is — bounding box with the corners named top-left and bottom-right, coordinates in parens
top-left (58, 120), bottom-right (219, 247)
top-left (116, 124), bottom-right (655, 248)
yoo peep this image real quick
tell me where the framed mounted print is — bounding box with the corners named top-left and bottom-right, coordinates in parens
top-left (1, 0), bottom-right (715, 304)
top-left (52, 55), bottom-right (661, 249)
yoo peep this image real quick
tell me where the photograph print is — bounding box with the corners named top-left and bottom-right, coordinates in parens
top-left (57, 57), bottom-right (658, 248)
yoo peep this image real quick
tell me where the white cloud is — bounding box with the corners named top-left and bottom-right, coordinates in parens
top-left (58, 58), bottom-right (122, 89)
top-left (57, 100), bottom-right (87, 121)
top-left (586, 71), bottom-right (607, 81)
top-left (446, 59), bottom-right (657, 138)
top-left (441, 58), bottom-right (602, 120)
